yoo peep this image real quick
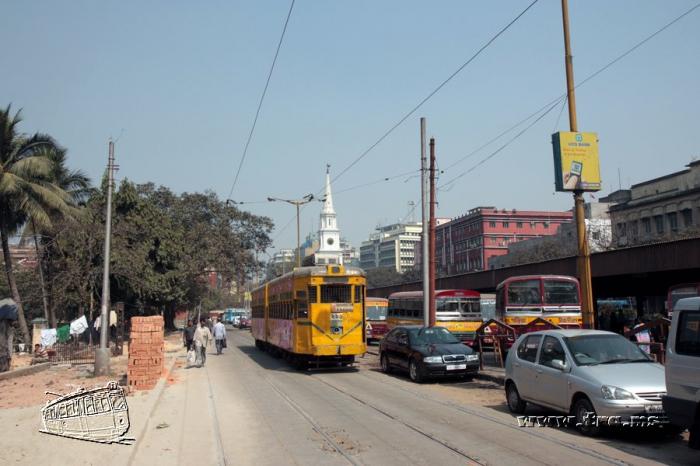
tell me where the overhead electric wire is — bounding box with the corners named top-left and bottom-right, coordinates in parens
top-left (439, 95), bottom-right (566, 191)
top-left (328, 0), bottom-right (541, 187)
top-left (439, 1), bottom-right (700, 181)
top-left (272, 1), bottom-right (699, 243)
top-left (333, 169), bottom-right (420, 195)
top-left (227, 0), bottom-right (296, 200)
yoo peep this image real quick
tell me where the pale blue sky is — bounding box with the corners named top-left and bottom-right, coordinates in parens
top-left (3, 1), bottom-right (699, 251)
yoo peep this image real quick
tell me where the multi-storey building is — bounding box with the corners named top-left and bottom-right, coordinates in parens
top-left (434, 207), bottom-right (573, 275)
top-left (360, 223), bottom-right (422, 273)
top-left (603, 160), bottom-right (700, 247)
top-left (489, 203), bottom-right (612, 269)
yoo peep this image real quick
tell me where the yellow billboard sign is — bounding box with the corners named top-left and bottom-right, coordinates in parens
top-left (552, 132), bottom-right (601, 192)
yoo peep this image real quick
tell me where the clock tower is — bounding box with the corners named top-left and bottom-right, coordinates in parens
top-left (314, 165), bottom-right (343, 265)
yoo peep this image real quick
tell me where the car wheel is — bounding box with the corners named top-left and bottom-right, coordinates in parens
top-left (506, 382), bottom-right (527, 414)
top-left (380, 354), bottom-right (392, 373)
top-left (409, 359), bottom-right (424, 383)
top-left (574, 397), bottom-right (600, 436)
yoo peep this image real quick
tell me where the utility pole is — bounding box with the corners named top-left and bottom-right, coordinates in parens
top-left (95, 140), bottom-right (115, 375)
top-left (428, 138), bottom-right (437, 327)
top-left (561, 0), bottom-right (594, 328)
top-left (267, 194), bottom-right (315, 268)
top-left (420, 118), bottom-right (429, 327)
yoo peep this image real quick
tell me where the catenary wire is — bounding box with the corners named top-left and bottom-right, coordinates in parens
top-left (328, 0), bottom-right (541, 187)
top-left (439, 2), bottom-right (700, 178)
top-left (438, 95), bottom-right (566, 191)
top-left (272, 1), bottom-right (700, 243)
top-left (227, 0), bottom-right (296, 200)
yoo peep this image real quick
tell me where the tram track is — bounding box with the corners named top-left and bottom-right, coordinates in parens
top-left (235, 331), bottom-right (484, 465)
top-left (303, 372), bottom-right (487, 465)
top-left (351, 368), bottom-right (629, 466)
top-left (234, 331), bottom-right (630, 465)
top-left (232, 332), bottom-right (361, 465)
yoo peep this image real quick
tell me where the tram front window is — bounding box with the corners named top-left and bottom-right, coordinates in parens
top-left (320, 285), bottom-right (351, 303)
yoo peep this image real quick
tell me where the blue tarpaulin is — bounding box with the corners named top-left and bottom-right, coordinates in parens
top-left (0, 298), bottom-right (18, 321)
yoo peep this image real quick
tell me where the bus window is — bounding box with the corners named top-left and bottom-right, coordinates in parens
top-left (544, 280), bottom-right (579, 305)
top-left (508, 280), bottom-right (541, 305)
top-left (110, 394), bottom-right (127, 411)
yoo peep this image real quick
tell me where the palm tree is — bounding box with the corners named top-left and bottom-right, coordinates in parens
top-left (24, 147), bottom-right (92, 327)
top-left (1, 104), bottom-right (74, 344)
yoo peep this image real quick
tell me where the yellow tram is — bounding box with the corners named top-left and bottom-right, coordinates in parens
top-left (252, 265), bottom-right (366, 368)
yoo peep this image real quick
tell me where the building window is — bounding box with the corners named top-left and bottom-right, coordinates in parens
top-left (616, 223), bottom-right (626, 237)
top-left (629, 220), bottom-right (638, 238)
top-left (654, 215), bottom-right (664, 234)
top-left (489, 221), bottom-right (496, 228)
top-left (502, 222), bottom-right (509, 228)
top-left (642, 217), bottom-right (651, 234)
top-left (682, 209), bottom-right (693, 227)
top-left (543, 222), bottom-right (550, 229)
top-left (668, 212), bottom-right (678, 232)
top-left (516, 222), bottom-right (523, 228)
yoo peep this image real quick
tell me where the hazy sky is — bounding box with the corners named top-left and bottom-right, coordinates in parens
top-left (3, 1), bottom-right (699, 253)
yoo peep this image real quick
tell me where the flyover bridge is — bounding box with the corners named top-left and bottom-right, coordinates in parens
top-left (367, 236), bottom-right (700, 315)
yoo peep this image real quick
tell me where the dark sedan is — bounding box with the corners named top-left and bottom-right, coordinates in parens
top-left (379, 326), bottom-right (480, 383)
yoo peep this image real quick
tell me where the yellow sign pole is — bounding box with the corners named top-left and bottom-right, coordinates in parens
top-left (561, 0), bottom-right (595, 328)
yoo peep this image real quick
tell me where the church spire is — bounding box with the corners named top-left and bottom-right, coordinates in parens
top-left (322, 164), bottom-right (335, 215)
top-left (315, 164), bottom-right (343, 265)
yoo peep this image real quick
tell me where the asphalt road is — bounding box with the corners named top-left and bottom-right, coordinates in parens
top-left (135, 329), bottom-right (698, 466)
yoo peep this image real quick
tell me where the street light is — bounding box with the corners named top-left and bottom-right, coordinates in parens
top-left (267, 193), bottom-right (315, 267)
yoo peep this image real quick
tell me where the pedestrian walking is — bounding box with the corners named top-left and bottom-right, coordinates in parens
top-left (183, 319), bottom-right (196, 351)
top-left (213, 317), bottom-right (227, 355)
top-left (193, 318), bottom-right (212, 367)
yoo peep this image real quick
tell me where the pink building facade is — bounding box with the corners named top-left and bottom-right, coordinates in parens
top-left (434, 207), bottom-right (573, 274)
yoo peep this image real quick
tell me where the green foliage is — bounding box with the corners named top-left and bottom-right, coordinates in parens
top-left (46, 180), bottom-right (273, 327)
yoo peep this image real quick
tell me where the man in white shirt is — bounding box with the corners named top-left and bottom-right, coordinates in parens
top-left (213, 317), bottom-right (227, 355)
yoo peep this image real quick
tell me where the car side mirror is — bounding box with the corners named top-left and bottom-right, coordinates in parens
top-left (551, 359), bottom-right (569, 372)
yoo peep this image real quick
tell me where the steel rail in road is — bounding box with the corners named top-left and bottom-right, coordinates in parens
top-left (304, 373), bottom-right (486, 465)
top-left (350, 369), bottom-right (627, 466)
top-left (236, 330), bottom-right (485, 465)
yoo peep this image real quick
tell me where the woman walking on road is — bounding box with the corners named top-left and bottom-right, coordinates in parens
top-left (194, 318), bottom-right (212, 367)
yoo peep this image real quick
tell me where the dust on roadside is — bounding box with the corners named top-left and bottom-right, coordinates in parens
top-left (0, 331), bottom-right (185, 409)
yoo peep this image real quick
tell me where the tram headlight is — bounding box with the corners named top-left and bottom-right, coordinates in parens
top-left (423, 356), bottom-right (443, 363)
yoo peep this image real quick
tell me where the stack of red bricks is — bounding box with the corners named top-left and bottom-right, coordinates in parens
top-left (128, 315), bottom-right (164, 391)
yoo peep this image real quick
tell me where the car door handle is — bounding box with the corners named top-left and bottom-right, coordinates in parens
top-left (536, 369), bottom-right (543, 374)
top-left (513, 363), bottom-right (520, 367)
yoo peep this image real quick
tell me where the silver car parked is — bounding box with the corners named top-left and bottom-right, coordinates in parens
top-left (504, 329), bottom-right (668, 435)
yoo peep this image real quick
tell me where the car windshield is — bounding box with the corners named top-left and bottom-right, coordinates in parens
top-left (563, 334), bottom-right (651, 366)
top-left (408, 327), bottom-right (460, 345)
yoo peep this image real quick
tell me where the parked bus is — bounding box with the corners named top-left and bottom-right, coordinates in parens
top-left (495, 275), bottom-right (582, 336)
top-left (667, 283), bottom-right (700, 319)
top-left (252, 265), bottom-right (366, 368)
top-left (365, 297), bottom-right (389, 342)
top-left (387, 290), bottom-right (482, 346)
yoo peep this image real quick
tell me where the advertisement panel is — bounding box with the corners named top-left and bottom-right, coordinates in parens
top-left (552, 132), bottom-right (601, 192)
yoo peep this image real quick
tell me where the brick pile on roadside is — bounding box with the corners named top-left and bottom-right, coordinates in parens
top-left (128, 316), bottom-right (164, 390)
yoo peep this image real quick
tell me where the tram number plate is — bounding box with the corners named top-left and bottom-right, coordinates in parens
top-left (446, 364), bottom-right (467, 370)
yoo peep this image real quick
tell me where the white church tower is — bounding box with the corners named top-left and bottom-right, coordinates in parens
top-left (314, 165), bottom-right (343, 265)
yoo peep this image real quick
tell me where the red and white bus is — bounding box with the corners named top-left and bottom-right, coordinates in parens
top-left (387, 290), bottom-right (482, 346)
top-left (495, 275), bottom-right (583, 335)
top-left (365, 297), bottom-right (389, 342)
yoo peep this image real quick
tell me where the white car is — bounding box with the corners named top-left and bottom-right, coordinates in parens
top-left (505, 329), bottom-right (669, 436)
top-left (663, 297), bottom-right (700, 449)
